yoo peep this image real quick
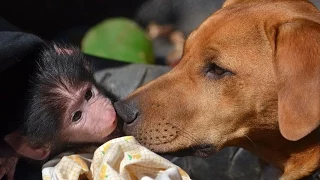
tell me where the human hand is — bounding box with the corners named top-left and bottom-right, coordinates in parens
top-left (0, 140), bottom-right (19, 180)
top-left (0, 155), bottom-right (18, 180)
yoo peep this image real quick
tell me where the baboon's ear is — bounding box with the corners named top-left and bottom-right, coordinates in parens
top-left (53, 44), bottom-right (74, 55)
top-left (274, 20), bottom-right (320, 141)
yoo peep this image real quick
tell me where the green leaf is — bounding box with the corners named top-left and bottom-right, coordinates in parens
top-left (81, 17), bottom-right (155, 64)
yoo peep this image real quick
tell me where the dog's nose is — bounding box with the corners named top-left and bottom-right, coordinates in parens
top-left (114, 100), bottom-right (139, 124)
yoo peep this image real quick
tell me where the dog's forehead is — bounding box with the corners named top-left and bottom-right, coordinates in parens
top-left (183, 8), bottom-right (269, 72)
top-left (186, 0), bottom-right (316, 47)
top-left (183, 1), bottom-right (315, 70)
top-left (185, 6), bottom-right (263, 53)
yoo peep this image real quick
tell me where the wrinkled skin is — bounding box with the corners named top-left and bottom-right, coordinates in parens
top-left (60, 84), bottom-right (117, 143)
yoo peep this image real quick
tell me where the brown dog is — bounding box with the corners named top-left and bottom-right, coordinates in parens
top-left (114, 0), bottom-right (320, 179)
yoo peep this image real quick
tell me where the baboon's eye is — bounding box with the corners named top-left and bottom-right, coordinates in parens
top-left (85, 89), bottom-right (93, 101)
top-left (72, 111), bottom-right (82, 122)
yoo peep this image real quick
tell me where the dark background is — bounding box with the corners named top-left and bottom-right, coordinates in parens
top-left (1, 0), bottom-right (147, 41)
top-left (1, 1), bottom-right (320, 179)
top-left (1, 0), bottom-right (320, 42)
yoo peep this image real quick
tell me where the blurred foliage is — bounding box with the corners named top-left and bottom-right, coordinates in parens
top-left (81, 17), bottom-right (155, 64)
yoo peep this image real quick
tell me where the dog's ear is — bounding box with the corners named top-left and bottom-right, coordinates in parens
top-left (223, 0), bottom-right (306, 8)
top-left (274, 20), bottom-right (320, 141)
top-left (222, 0), bottom-right (263, 8)
top-left (222, 0), bottom-right (255, 8)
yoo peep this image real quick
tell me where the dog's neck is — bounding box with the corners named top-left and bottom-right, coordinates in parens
top-left (238, 127), bottom-right (320, 180)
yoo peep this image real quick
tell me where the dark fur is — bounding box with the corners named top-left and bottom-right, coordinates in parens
top-left (23, 43), bottom-right (95, 148)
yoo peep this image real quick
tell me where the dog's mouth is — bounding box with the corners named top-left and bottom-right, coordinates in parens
top-left (159, 144), bottom-right (216, 158)
top-left (118, 117), bottom-right (216, 157)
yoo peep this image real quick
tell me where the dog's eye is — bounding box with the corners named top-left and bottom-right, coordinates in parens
top-left (205, 63), bottom-right (232, 80)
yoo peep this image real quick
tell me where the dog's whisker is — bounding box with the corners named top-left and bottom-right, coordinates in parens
top-left (170, 123), bottom-right (197, 143)
top-left (177, 134), bottom-right (198, 151)
top-left (244, 135), bottom-right (257, 150)
top-left (170, 122), bottom-right (204, 145)
top-left (157, 129), bottom-right (189, 150)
